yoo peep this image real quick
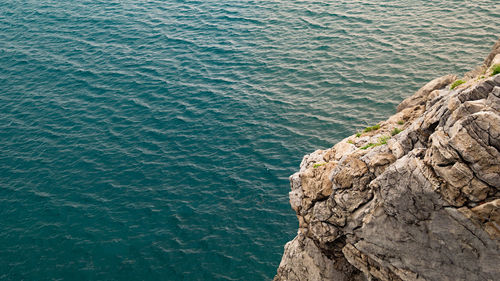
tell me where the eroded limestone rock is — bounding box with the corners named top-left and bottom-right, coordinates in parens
top-left (275, 38), bottom-right (500, 281)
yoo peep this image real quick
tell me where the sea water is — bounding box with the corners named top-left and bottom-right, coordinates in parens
top-left (0, 0), bottom-right (498, 280)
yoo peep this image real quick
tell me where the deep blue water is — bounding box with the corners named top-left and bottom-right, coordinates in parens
top-left (0, 0), bottom-right (498, 280)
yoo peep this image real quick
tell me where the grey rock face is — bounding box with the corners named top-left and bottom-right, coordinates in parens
top-left (275, 38), bottom-right (500, 281)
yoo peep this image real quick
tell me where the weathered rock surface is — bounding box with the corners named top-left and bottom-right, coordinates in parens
top-left (275, 38), bottom-right (500, 281)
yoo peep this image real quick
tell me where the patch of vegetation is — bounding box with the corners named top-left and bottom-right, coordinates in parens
top-left (313, 163), bottom-right (326, 168)
top-left (391, 127), bottom-right (403, 136)
top-left (492, 64), bottom-right (500, 76)
top-left (378, 135), bottom-right (390, 145)
top-left (360, 136), bottom-right (390, 150)
top-left (347, 140), bottom-right (354, 144)
top-left (360, 143), bottom-right (375, 150)
top-left (363, 124), bottom-right (380, 133)
top-left (397, 120), bottom-right (404, 125)
top-left (450, 79), bottom-right (466, 90)
top-left (355, 132), bottom-right (362, 137)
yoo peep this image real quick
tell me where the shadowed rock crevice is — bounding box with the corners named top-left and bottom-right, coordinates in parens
top-left (275, 38), bottom-right (500, 281)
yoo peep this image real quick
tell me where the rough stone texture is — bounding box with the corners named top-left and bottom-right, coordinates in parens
top-left (275, 38), bottom-right (500, 281)
top-left (396, 74), bottom-right (456, 113)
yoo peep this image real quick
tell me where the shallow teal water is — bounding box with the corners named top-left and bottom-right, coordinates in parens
top-left (0, 0), bottom-right (498, 280)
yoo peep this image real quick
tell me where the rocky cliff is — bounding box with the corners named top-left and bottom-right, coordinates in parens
top-left (274, 38), bottom-right (500, 281)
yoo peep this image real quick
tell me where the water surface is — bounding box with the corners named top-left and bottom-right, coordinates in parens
top-left (0, 0), bottom-right (498, 280)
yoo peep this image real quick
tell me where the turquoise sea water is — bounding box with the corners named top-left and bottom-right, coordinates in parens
top-left (0, 0), bottom-right (498, 280)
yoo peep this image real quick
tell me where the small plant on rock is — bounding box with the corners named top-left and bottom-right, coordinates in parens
top-left (363, 124), bottom-right (380, 133)
top-left (313, 163), bottom-right (326, 168)
top-left (391, 127), bottom-right (403, 136)
top-left (378, 135), bottom-right (390, 145)
top-left (360, 136), bottom-right (390, 150)
top-left (361, 143), bottom-right (375, 150)
top-left (492, 64), bottom-right (500, 76)
top-left (450, 79), bottom-right (465, 90)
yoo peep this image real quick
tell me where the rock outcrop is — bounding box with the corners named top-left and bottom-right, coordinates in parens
top-left (275, 38), bottom-right (500, 281)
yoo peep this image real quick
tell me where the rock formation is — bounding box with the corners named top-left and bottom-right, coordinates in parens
top-left (274, 38), bottom-right (500, 281)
